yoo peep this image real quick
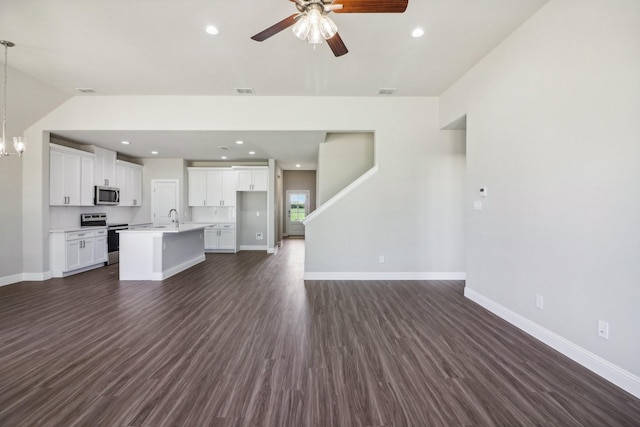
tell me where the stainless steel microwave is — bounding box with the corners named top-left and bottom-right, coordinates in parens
top-left (95, 186), bottom-right (120, 205)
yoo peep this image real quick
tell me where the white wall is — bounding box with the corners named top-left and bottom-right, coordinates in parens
top-left (21, 96), bottom-right (466, 281)
top-left (440, 0), bottom-right (640, 387)
top-left (237, 192), bottom-right (268, 248)
top-left (317, 133), bottom-right (374, 205)
top-left (132, 158), bottom-right (188, 225)
top-left (0, 65), bottom-right (68, 283)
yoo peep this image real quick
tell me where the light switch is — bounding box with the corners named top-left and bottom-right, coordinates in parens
top-left (480, 187), bottom-right (488, 197)
top-left (473, 200), bottom-right (482, 211)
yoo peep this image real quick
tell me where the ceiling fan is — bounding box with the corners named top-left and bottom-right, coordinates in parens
top-left (251, 0), bottom-right (408, 57)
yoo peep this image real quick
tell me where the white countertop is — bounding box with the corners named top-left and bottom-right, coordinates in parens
top-left (117, 223), bottom-right (211, 234)
top-left (50, 226), bottom-right (107, 233)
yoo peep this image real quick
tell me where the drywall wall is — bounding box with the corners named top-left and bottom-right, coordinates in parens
top-left (317, 133), bottom-right (374, 205)
top-left (131, 158), bottom-right (187, 225)
top-left (275, 163), bottom-right (284, 245)
top-left (237, 192), bottom-right (268, 248)
top-left (21, 95), bottom-right (465, 282)
top-left (440, 0), bottom-right (640, 384)
top-left (0, 65), bottom-right (68, 283)
top-left (283, 170), bottom-right (316, 234)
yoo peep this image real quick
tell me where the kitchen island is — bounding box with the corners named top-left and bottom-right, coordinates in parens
top-left (118, 223), bottom-right (210, 281)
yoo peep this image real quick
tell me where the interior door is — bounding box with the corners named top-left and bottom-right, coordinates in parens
top-left (152, 179), bottom-right (179, 225)
top-left (286, 191), bottom-right (308, 236)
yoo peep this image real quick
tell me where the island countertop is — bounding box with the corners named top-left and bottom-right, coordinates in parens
top-left (117, 223), bottom-right (212, 234)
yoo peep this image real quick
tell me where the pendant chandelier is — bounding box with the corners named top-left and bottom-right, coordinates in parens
top-left (0, 40), bottom-right (25, 159)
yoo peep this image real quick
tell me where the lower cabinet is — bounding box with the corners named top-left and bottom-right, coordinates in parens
top-left (51, 228), bottom-right (108, 277)
top-left (204, 224), bottom-right (236, 252)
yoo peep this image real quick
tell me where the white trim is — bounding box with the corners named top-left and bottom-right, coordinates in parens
top-left (239, 245), bottom-right (268, 251)
top-left (464, 287), bottom-right (640, 399)
top-left (267, 246), bottom-right (278, 254)
top-left (0, 273), bottom-right (24, 287)
top-left (23, 271), bottom-right (53, 281)
top-left (286, 189), bottom-right (309, 236)
top-left (156, 254), bottom-right (205, 281)
top-left (303, 164), bottom-right (379, 225)
top-left (303, 272), bottom-right (466, 281)
top-left (1, 271), bottom-right (54, 287)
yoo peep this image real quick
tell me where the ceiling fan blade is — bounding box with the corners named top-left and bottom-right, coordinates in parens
top-left (333, 0), bottom-right (408, 13)
top-left (327, 32), bottom-right (348, 57)
top-left (251, 14), bottom-right (299, 42)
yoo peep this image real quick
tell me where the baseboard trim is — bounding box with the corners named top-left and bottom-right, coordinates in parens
top-left (239, 245), bottom-right (268, 251)
top-left (0, 273), bottom-right (24, 287)
top-left (303, 272), bottom-right (466, 281)
top-left (158, 254), bottom-right (206, 281)
top-left (1, 271), bottom-right (53, 287)
top-left (464, 287), bottom-right (640, 399)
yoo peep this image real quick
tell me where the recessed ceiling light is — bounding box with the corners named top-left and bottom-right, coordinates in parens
top-left (296, 164), bottom-right (301, 168)
top-left (151, 151), bottom-right (158, 155)
top-left (121, 140), bottom-right (130, 145)
top-left (205, 25), bottom-right (219, 35)
top-left (236, 140), bottom-right (244, 145)
top-left (221, 156), bottom-right (228, 160)
top-left (249, 151), bottom-right (255, 155)
top-left (411, 28), bottom-right (425, 38)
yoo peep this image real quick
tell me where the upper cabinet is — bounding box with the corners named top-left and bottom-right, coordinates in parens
top-left (50, 144), bottom-right (95, 206)
top-left (116, 160), bottom-right (143, 206)
top-left (94, 146), bottom-right (117, 187)
top-left (236, 168), bottom-right (268, 191)
top-left (188, 168), bottom-right (237, 207)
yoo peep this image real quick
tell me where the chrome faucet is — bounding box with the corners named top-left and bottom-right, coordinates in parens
top-left (169, 209), bottom-right (179, 226)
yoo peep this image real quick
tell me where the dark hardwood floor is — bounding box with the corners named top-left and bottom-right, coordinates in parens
top-left (0, 239), bottom-right (639, 426)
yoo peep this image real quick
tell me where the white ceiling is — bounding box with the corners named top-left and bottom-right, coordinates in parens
top-left (53, 130), bottom-right (327, 170)
top-left (1, 0), bottom-right (547, 168)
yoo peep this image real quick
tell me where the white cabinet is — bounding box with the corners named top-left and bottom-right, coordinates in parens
top-left (116, 160), bottom-right (143, 206)
top-left (94, 233), bottom-right (108, 263)
top-left (236, 168), bottom-right (268, 191)
top-left (204, 224), bottom-right (236, 252)
top-left (94, 146), bottom-right (117, 187)
top-left (50, 144), bottom-right (95, 206)
top-left (188, 168), bottom-right (237, 207)
top-left (50, 228), bottom-right (108, 277)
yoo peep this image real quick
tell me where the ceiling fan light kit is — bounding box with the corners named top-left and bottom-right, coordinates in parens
top-left (251, 0), bottom-right (408, 57)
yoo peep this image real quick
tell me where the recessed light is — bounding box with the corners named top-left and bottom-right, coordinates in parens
top-left (151, 151), bottom-right (158, 155)
top-left (411, 28), bottom-right (425, 38)
top-left (235, 140), bottom-right (244, 145)
top-left (296, 164), bottom-right (301, 168)
top-left (221, 156), bottom-right (228, 160)
top-left (121, 140), bottom-right (130, 145)
top-left (205, 25), bottom-right (219, 35)
top-left (249, 151), bottom-right (255, 155)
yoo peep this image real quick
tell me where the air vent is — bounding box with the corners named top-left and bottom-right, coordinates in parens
top-left (76, 87), bottom-right (96, 93)
top-left (378, 88), bottom-right (397, 96)
top-left (218, 146), bottom-right (232, 151)
top-left (236, 88), bottom-right (255, 95)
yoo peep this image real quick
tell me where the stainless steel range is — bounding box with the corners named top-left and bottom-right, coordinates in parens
top-left (80, 213), bottom-right (128, 265)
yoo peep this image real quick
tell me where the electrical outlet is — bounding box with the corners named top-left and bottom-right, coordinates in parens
top-left (535, 294), bottom-right (544, 310)
top-left (379, 255), bottom-right (385, 264)
top-left (598, 320), bottom-right (609, 339)
top-left (256, 232), bottom-right (263, 240)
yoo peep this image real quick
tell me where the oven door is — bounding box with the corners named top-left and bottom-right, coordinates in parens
top-left (107, 225), bottom-right (128, 264)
